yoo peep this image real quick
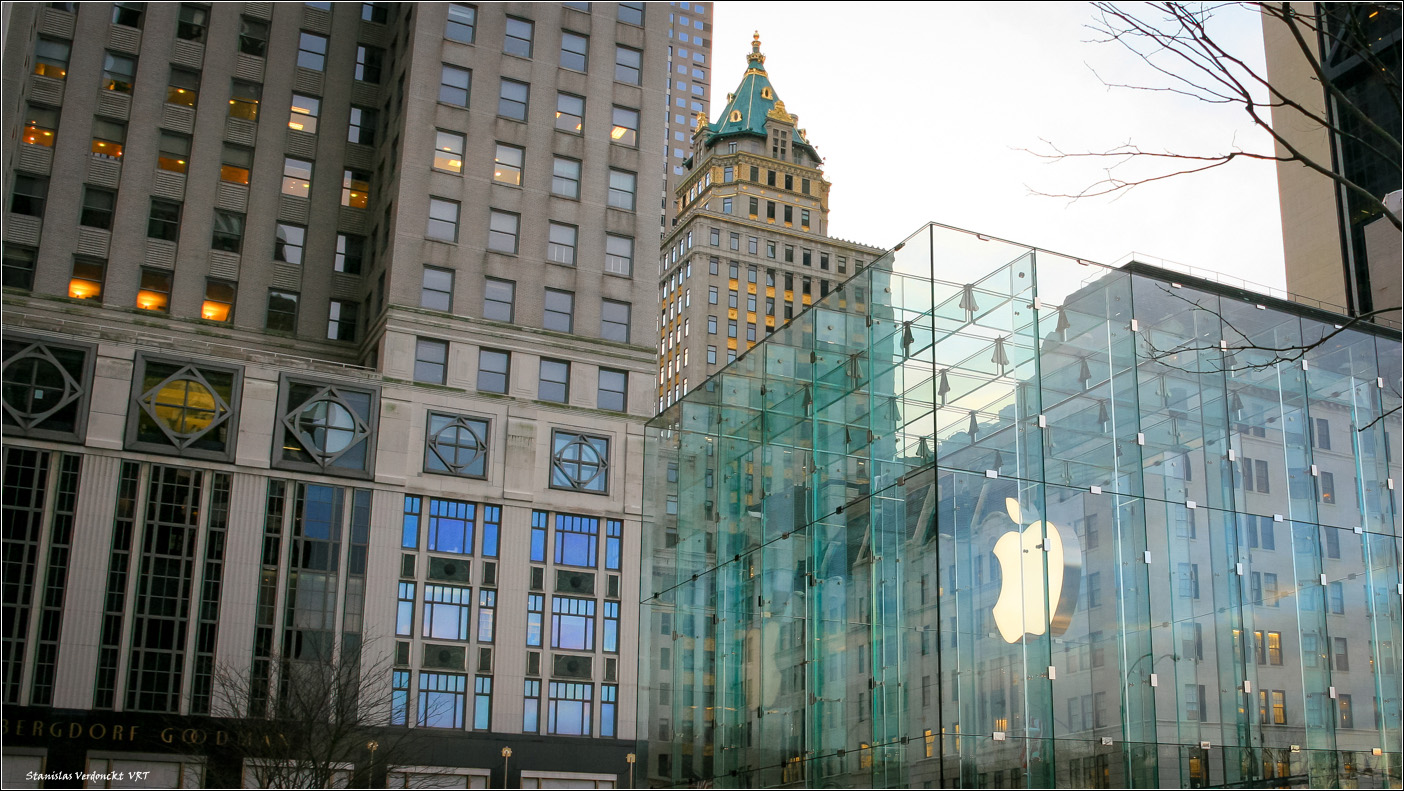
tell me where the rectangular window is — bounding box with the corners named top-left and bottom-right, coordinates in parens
top-left (396, 582), bottom-right (415, 636)
top-left (619, 1), bottom-right (643, 24)
top-left (282, 157), bottom-right (312, 197)
top-left (68, 257), bottom-right (105, 300)
top-left (615, 45), bottom-right (642, 84)
top-left (608, 169), bottom-right (637, 210)
top-left (427, 197), bottom-right (460, 242)
top-left (707, 316), bottom-right (717, 334)
top-left (472, 676), bottom-right (492, 730)
top-left (434, 130), bottom-right (465, 173)
top-left (166, 67), bottom-right (199, 107)
top-left (611, 106), bottom-right (638, 147)
top-left (239, 16), bottom-right (269, 56)
top-left (706, 346), bottom-right (717, 365)
top-left (547, 682), bottom-right (592, 736)
top-left (288, 93), bottom-right (319, 133)
top-left (556, 92), bottom-right (585, 134)
top-left (1319, 470), bottom-right (1335, 503)
top-left (348, 106), bottom-right (377, 145)
top-left (158, 131), bottom-right (190, 173)
top-left (527, 594), bottom-right (544, 647)
top-left (136, 268), bottom-right (171, 313)
top-left (9, 175), bottom-right (47, 217)
top-left (548, 222), bottom-right (578, 265)
top-left (601, 299), bottom-right (630, 343)
top-left (551, 597), bottom-right (595, 650)
top-left (421, 267), bottom-right (454, 311)
top-left (605, 235), bottom-right (634, 276)
top-left (523, 679), bottom-right (541, 732)
top-left (335, 234), bottom-right (365, 274)
top-left (561, 31), bottom-right (588, 70)
top-left (493, 143), bottom-right (524, 185)
top-left (265, 289), bottom-right (298, 332)
top-left (483, 278), bottom-right (515, 322)
top-left (91, 119), bottom-right (125, 160)
top-left (210, 211), bottom-right (244, 253)
top-left (539, 359), bottom-right (569, 403)
top-left (147, 199), bottom-right (181, 242)
top-left (477, 350), bottom-right (509, 394)
top-left (102, 51), bottom-right (136, 93)
top-left (201, 279), bottom-right (235, 322)
top-left (414, 338), bottom-right (448, 384)
top-left (446, 3), bottom-right (476, 43)
top-left (440, 65), bottom-right (470, 106)
top-left (551, 156), bottom-right (582, 198)
top-left (504, 16), bottom-right (533, 57)
top-left (551, 432), bottom-right (608, 492)
top-left (427, 497), bottom-right (475, 555)
top-left (537, 290), bottom-right (574, 334)
top-left (477, 590), bottom-right (496, 643)
top-left (327, 300), bottom-right (359, 342)
top-left (355, 45), bottom-right (383, 83)
top-left (341, 169), bottom-right (369, 208)
top-left (498, 79), bottom-right (529, 120)
top-left (229, 80), bottom-right (261, 120)
top-left (1333, 637), bottom-right (1349, 671)
top-left (488, 210), bottom-right (519, 253)
top-left (216, 144), bottom-right (250, 185)
top-left (418, 673), bottom-right (466, 729)
top-left (34, 37), bottom-right (69, 80)
top-left (598, 369), bottom-right (626, 412)
top-left (297, 32), bottom-right (328, 70)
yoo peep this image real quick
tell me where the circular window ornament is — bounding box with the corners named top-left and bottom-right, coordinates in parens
top-left (297, 398), bottom-right (358, 454)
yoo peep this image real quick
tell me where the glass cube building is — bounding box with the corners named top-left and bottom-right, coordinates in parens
top-left (640, 223), bottom-right (1402, 788)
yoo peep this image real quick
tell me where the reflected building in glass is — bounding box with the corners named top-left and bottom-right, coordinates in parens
top-left (640, 222), bottom-right (1402, 788)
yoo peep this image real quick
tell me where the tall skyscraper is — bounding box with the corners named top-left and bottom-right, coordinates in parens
top-left (656, 34), bottom-right (883, 411)
top-left (2, 2), bottom-right (666, 786)
top-left (1263, 3), bottom-right (1401, 321)
top-left (661, 1), bottom-right (713, 233)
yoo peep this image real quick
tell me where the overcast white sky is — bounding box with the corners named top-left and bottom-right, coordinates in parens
top-left (709, 2), bottom-right (1289, 293)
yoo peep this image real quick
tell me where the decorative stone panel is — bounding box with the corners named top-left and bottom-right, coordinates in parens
top-left (161, 104), bottom-right (196, 134)
top-left (87, 159), bottom-right (122, 189)
top-left (107, 25), bottom-right (141, 54)
top-left (208, 250), bottom-right (241, 281)
top-left (215, 182), bottom-right (249, 213)
top-left (4, 214), bottom-right (42, 247)
top-left (278, 196), bottom-right (311, 225)
top-left (224, 117), bottom-right (257, 147)
top-left (152, 171), bottom-right (186, 201)
top-left (38, 7), bottom-right (75, 38)
top-left (170, 39), bottom-right (204, 69)
top-left (75, 227), bottom-right (111, 259)
top-left (95, 91), bottom-right (130, 121)
top-left (145, 240), bottom-right (178, 269)
top-left (270, 263), bottom-right (302, 291)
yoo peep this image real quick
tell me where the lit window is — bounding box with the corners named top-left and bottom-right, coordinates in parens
top-left (561, 31), bottom-right (588, 71)
top-left (604, 235), bottom-right (633, 276)
top-left (281, 157), bottom-right (312, 197)
top-left (297, 32), bottom-right (328, 71)
top-left (547, 223), bottom-right (577, 266)
top-left (288, 94), bottom-right (320, 133)
top-left (210, 211), bottom-right (244, 253)
top-left (68, 258), bottom-right (105, 301)
top-left (538, 358), bottom-right (570, 402)
top-left (493, 143), bottom-right (523, 185)
top-left (440, 65), bottom-right (470, 106)
top-left (136, 268), bottom-right (172, 313)
top-left (611, 106), bottom-right (638, 146)
top-left (90, 119), bottom-right (126, 161)
top-left (434, 130), bottom-right (465, 173)
top-left (127, 356), bottom-right (241, 459)
top-left (543, 289), bottom-right (573, 333)
top-left (614, 45), bottom-right (642, 85)
top-left (217, 145), bottom-right (251, 185)
top-left (483, 278), bottom-right (514, 322)
top-left (166, 67), bottom-right (199, 107)
top-left (415, 338), bottom-right (449, 384)
top-left (551, 157), bottom-right (581, 198)
top-left (228, 80), bottom-right (261, 120)
top-left (274, 224), bottom-right (306, 265)
top-left (265, 290), bottom-right (297, 332)
top-left (607, 169), bottom-right (636, 210)
top-left (555, 93), bottom-right (584, 133)
top-left (445, 4), bottom-right (475, 43)
top-left (342, 169), bottom-right (369, 208)
top-left (157, 131), bottom-right (190, 173)
top-left (504, 16), bottom-right (533, 58)
top-left (477, 349), bottom-right (509, 394)
top-left (34, 38), bottom-right (69, 80)
top-left (600, 300), bottom-right (630, 342)
top-left (202, 279), bottom-right (235, 322)
top-left (22, 105), bottom-right (58, 148)
top-left (487, 210), bottom-right (519, 253)
top-left (102, 52), bottom-right (135, 93)
top-left (324, 300), bottom-right (356, 340)
top-left (427, 198), bottom-right (459, 242)
top-left (498, 78), bottom-right (528, 120)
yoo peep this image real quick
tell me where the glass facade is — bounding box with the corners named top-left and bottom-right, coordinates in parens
top-left (640, 223), bottom-right (1402, 788)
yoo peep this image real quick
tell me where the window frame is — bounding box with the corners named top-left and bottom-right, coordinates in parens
top-left (538, 358), bottom-right (570, 403)
top-left (477, 349), bottom-right (510, 394)
top-left (543, 289), bottom-right (574, 333)
top-left (498, 78), bottom-right (529, 121)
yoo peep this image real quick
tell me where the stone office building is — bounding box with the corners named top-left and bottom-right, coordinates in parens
top-left (2, 2), bottom-right (668, 786)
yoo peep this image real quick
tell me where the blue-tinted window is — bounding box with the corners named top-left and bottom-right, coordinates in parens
top-left (530, 510), bottom-right (547, 562)
top-left (605, 520), bottom-right (621, 570)
top-left (554, 513), bottom-right (598, 567)
top-left (481, 505), bottom-right (500, 557)
top-left (428, 497), bottom-right (474, 554)
top-left (402, 495), bottom-right (421, 548)
top-left (551, 596), bottom-right (595, 650)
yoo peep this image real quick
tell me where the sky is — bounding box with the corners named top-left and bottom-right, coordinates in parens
top-left (708, 2), bottom-right (1290, 293)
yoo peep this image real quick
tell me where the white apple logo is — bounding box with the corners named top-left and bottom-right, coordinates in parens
top-left (991, 498), bottom-right (1082, 643)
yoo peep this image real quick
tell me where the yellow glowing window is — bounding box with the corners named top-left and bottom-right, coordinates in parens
top-left (220, 164), bottom-right (250, 185)
top-left (228, 80), bottom-right (261, 121)
top-left (342, 169), bottom-right (370, 208)
top-left (924, 729), bottom-right (934, 758)
top-left (166, 86), bottom-right (197, 107)
top-left (289, 94), bottom-right (320, 134)
top-left (68, 259), bottom-right (105, 301)
top-left (34, 39), bottom-right (69, 80)
top-left (435, 131), bottom-right (465, 173)
top-left (202, 280), bottom-right (235, 323)
top-left (158, 132), bottom-right (190, 173)
top-left (136, 269), bottom-right (172, 314)
top-left (90, 138), bottom-right (124, 160)
top-left (23, 110), bottom-right (57, 147)
top-left (102, 53), bottom-right (135, 94)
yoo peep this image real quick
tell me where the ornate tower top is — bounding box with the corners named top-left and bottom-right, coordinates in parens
top-left (704, 34), bottom-right (819, 162)
top-left (747, 31), bottom-right (765, 73)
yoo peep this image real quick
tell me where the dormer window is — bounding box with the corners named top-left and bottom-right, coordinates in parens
top-left (760, 86), bottom-right (773, 99)
top-left (729, 109), bottom-right (741, 122)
